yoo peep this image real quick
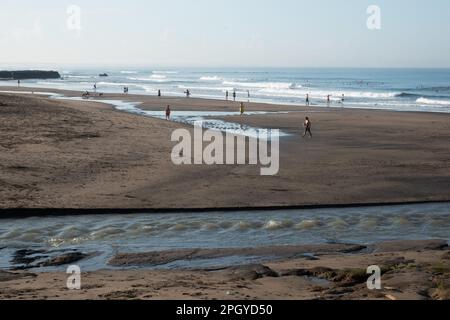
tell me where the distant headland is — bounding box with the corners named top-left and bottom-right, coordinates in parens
top-left (0, 70), bottom-right (61, 80)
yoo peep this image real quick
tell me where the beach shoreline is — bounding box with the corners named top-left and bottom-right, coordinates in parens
top-left (1, 86), bottom-right (450, 211)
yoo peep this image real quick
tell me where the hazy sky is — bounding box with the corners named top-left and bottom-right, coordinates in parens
top-left (1, 0), bottom-right (450, 68)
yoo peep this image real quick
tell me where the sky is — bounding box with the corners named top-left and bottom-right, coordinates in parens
top-left (1, 0), bottom-right (450, 68)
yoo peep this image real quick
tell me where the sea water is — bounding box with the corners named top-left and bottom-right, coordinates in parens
top-left (1, 68), bottom-right (450, 113)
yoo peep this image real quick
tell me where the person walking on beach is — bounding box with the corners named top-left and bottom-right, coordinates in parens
top-left (306, 94), bottom-right (310, 107)
top-left (225, 90), bottom-right (229, 101)
top-left (303, 117), bottom-right (312, 138)
top-left (17, 80), bottom-right (20, 87)
top-left (158, 89), bottom-right (161, 97)
top-left (165, 105), bottom-right (171, 120)
top-left (233, 90), bottom-right (236, 102)
top-left (82, 91), bottom-right (90, 99)
top-left (341, 94), bottom-right (345, 103)
top-left (240, 102), bottom-right (245, 115)
top-left (327, 94), bottom-right (331, 107)
top-left (185, 89), bottom-right (191, 98)
top-left (94, 83), bottom-right (97, 93)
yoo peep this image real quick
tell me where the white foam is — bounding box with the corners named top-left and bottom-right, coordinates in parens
top-left (178, 85), bottom-right (233, 92)
top-left (223, 81), bottom-right (299, 90)
top-left (97, 81), bottom-right (130, 87)
top-left (416, 97), bottom-right (450, 106)
top-left (153, 70), bottom-right (178, 74)
top-left (120, 71), bottom-right (138, 74)
top-left (200, 76), bottom-right (222, 81)
top-left (127, 75), bottom-right (169, 82)
top-left (66, 75), bottom-right (95, 79)
top-left (258, 88), bottom-right (399, 99)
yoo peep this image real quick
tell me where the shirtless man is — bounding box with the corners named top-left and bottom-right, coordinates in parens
top-left (303, 117), bottom-right (312, 138)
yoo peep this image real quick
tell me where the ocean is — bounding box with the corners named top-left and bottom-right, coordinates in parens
top-left (2, 68), bottom-right (450, 113)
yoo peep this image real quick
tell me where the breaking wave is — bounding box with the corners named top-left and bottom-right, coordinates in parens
top-left (416, 97), bottom-right (450, 106)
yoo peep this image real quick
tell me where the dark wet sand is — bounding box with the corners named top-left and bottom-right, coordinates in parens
top-left (1, 240), bottom-right (449, 300)
top-left (0, 86), bottom-right (449, 210)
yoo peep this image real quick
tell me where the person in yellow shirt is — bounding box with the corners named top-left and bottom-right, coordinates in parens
top-left (240, 102), bottom-right (245, 115)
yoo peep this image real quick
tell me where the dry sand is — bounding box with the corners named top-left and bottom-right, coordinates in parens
top-left (0, 87), bottom-right (449, 210)
top-left (0, 240), bottom-right (449, 300)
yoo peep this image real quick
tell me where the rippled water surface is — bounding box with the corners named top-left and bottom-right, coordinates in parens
top-left (0, 203), bottom-right (449, 270)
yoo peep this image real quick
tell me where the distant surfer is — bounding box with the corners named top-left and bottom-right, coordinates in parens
top-left (306, 94), bottom-right (310, 107)
top-left (17, 80), bottom-right (20, 87)
top-left (327, 95), bottom-right (331, 106)
top-left (185, 89), bottom-right (191, 98)
top-left (233, 90), bottom-right (236, 101)
top-left (225, 90), bottom-right (229, 101)
top-left (158, 89), bottom-right (161, 97)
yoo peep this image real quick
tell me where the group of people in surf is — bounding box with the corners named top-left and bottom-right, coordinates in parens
top-left (225, 90), bottom-right (251, 102)
top-left (306, 93), bottom-right (345, 107)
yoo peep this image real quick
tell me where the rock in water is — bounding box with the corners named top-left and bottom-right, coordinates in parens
top-left (0, 70), bottom-right (61, 80)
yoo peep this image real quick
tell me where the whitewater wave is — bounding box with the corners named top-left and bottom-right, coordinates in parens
top-left (97, 81), bottom-right (131, 87)
top-left (178, 85), bottom-right (233, 92)
top-left (416, 97), bottom-right (450, 106)
top-left (121, 71), bottom-right (138, 74)
top-left (66, 75), bottom-right (95, 79)
top-left (153, 70), bottom-right (178, 74)
top-left (127, 75), bottom-right (169, 82)
top-left (257, 88), bottom-right (400, 99)
top-left (223, 81), bottom-right (302, 90)
top-left (200, 76), bottom-right (222, 81)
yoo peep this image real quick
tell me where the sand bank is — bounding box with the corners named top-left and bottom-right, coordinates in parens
top-left (0, 87), bottom-right (449, 210)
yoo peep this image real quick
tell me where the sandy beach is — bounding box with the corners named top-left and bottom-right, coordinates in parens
top-left (0, 240), bottom-right (449, 300)
top-left (0, 87), bottom-right (449, 210)
top-left (2, 0), bottom-right (450, 306)
top-left (1, 87), bottom-right (449, 301)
